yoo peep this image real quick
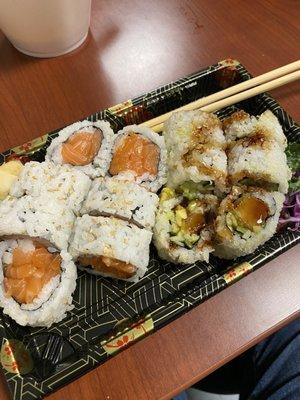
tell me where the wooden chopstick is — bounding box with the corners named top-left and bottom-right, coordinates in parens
top-left (140, 61), bottom-right (300, 133)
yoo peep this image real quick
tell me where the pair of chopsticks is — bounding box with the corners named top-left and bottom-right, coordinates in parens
top-left (140, 60), bottom-right (300, 133)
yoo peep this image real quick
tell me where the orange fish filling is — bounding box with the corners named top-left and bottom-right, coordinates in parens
top-left (61, 130), bottom-right (102, 166)
top-left (109, 133), bottom-right (159, 177)
top-left (4, 246), bottom-right (61, 304)
top-left (79, 255), bottom-right (136, 279)
top-left (234, 196), bottom-right (269, 229)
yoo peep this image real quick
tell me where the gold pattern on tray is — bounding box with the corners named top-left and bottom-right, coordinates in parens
top-left (223, 262), bottom-right (253, 285)
top-left (108, 100), bottom-right (133, 116)
top-left (1, 339), bottom-right (33, 374)
top-left (101, 316), bottom-right (154, 355)
top-left (12, 134), bottom-right (49, 155)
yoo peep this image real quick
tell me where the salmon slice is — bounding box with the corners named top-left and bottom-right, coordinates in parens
top-left (12, 248), bottom-right (33, 267)
top-left (61, 130), bottom-right (102, 166)
top-left (48, 254), bottom-right (62, 273)
top-left (4, 245), bottom-right (61, 304)
top-left (32, 247), bottom-right (54, 269)
top-left (79, 255), bottom-right (136, 279)
top-left (109, 133), bottom-right (159, 177)
top-left (5, 263), bottom-right (33, 279)
top-left (20, 277), bottom-right (44, 304)
top-left (4, 277), bottom-right (27, 303)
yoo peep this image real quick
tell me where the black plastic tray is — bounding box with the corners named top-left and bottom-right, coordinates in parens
top-left (0, 59), bottom-right (299, 400)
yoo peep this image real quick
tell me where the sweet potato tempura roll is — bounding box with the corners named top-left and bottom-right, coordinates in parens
top-left (214, 186), bottom-right (285, 259)
top-left (163, 110), bottom-right (227, 194)
top-left (224, 110), bottom-right (291, 193)
top-left (153, 187), bottom-right (218, 264)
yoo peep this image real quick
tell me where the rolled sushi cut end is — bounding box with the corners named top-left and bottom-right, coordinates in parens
top-left (45, 120), bottom-right (114, 178)
top-left (223, 109), bottom-right (287, 149)
top-left (228, 134), bottom-right (291, 194)
top-left (0, 195), bottom-right (75, 251)
top-left (108, 125), bottom-right (167, 192)
top-left (163, 110), bottom-right (227, 193)
top-left (70, 215), bottom-right (152, 281)
top-left (0, 239), bottom-right (77, 327)
top-left (10, 161), bottom-right (91, 214)
top-left (153, 187), bottom-right (218, 264)
top-left (81, 176), bottom-right (159, 230)
top-left (214, 186), bottom-right (285, 259)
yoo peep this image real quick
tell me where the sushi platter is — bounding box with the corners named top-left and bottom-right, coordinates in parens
top-left (0, 59), bottom-right (299, 400)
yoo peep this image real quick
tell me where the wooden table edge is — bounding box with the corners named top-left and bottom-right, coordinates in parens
top-left (161, 309), bottom-right (300, 400)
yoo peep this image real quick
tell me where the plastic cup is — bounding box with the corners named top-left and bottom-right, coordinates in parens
top-left (0, 0), bottom-right (91, 58)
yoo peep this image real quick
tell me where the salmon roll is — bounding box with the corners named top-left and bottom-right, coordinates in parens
top-left (153, 187), bottom-right (218, 264)
top-left (69, 215), bottom-right (152, 281)
top-left (108, 125), bottom-right (167, 192)
top-left (214, 186), bottom-right (285, 259)
top-left (46, 120), bottom-right (114, 178)
top-left (81, 176), bottom-right (159, 230)
top-left (0, 195), bottom-right (75, 250)
top-left (227, 133), bottom-right (291, 193)
top-left (223, 110), bottom-right (287, 149)
top-left (163, 110), bottom-right (227, 193)
top-left (0, 239), bottom-right (77, 327)
top-left (10, 161), bottom-right (91, 214)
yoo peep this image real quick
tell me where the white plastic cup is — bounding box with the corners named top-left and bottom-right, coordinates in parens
top-left (0, 0), bottom-right (91, 58)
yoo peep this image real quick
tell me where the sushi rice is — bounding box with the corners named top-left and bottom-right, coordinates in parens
top-left (81, 176), bottom-right (159, 230)
top-left (223, 109), bottom-right (287, 149)
top-left (10, 161), bottom-right (91, 214)
top-left (228, 135), bottom-right (291, 193)
top-left (0, 195), bottom-right (75, 250)
top-left (0, 239), bottom-right (77, 327)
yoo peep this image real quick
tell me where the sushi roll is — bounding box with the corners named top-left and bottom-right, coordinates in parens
top-left (223, 109), bottom-right (287, 149)
top-left (0, 195), bottom-right (75, 250)
top-left (45, 120), bottom-right (114, 178)
top-left (214, 186), bottom-right (285, 259)
top-left (81, 176), bottom-right (159, 230)
top-left (163, 110), bottom-right (227, 193)
top-left (0, 238), bottom-right (77, 327)
top-left (108, 125), bottom-right (167, 192)
top-left (69, 215), bottom-right (152, 281)
top-left (10, 161), bottom-right (91, 214)
top-left (227, 133), bottom-right (291, 193)
top-left (153, 187), bottom-right (218, 264)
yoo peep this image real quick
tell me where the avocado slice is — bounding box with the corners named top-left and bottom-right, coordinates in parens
top-left (175, 205), bottom-right (187, 226)
top-left (177, 180), bottom-right (214, 200)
